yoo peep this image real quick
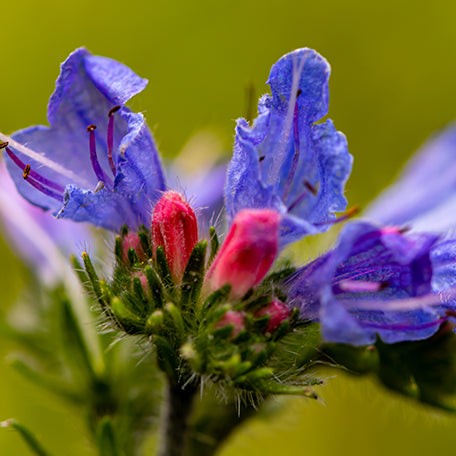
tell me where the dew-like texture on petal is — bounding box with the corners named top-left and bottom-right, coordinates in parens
top-left (287, 222), bottom-right (443, 345)
top-left (5, 48), bottom-right (165, 230)
top-left (225, 48), bottom-right (352, 247)
top-left (365, 124), bottom-right (456, 232)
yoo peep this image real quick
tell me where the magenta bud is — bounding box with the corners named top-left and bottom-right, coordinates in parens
top-left (151, 191), bottom-right (198, 280)
top-left (207, 209), bottom-right (280, 298)
top-left (254, 300), bottom-right (290, 334)
top-left (215, 310), bottom-right (245, 338)
top-left (121, 232), bottom-right (145, 263)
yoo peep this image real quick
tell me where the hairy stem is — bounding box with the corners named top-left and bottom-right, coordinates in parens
top-left (158, 381), bottom-right (197, 456)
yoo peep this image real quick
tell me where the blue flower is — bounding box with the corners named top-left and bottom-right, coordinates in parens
top-left (3, 48), bottom-right (166, 231)
top-left (287, 222), bottom-right (448, 345)
top-left (225, 48), bottom-right (353, 247)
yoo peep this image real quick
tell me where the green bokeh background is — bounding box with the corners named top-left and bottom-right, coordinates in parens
top-left (1, 0), bottom-right (456, 454)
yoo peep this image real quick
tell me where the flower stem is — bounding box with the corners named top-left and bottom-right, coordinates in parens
top-left (158, 381), bottom-right (197, 456)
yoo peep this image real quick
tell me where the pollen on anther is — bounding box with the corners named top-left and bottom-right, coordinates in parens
top-left (0, 141), bottom-right (9, 149)
top-left (108, 105), bottom-right (121, 117)
top-left (87, 124), bottom-right (97, 132)
top-left (23, 164), bottom-right (31, 180)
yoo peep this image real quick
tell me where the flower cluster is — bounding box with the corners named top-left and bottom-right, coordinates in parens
top-left (3, 47), bottom-right (456, 399)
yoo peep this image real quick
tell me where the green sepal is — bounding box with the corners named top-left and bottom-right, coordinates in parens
top-left (152, 335), bottom-right (180, 383)
top-left (114, 235), bottom-right (123, 261)
top-left (208, 226), bottom-right (219, 265)
top-left (181, 241), bottom-right (207, 312)
top-left (235, 367), bottom-right (274, 385)
top-left (251, 381), bottom-right (319, 398)
top-left (205, 304), bottom-right (231, 326)
top-left (242, 295), bottom-right (272, 312)
top-left (251, 315), bottom-right (270, 333)
top-left (111, 296), bottom-right (144, 334)
top-left (201, 285), bottom-right (231, 314)
top-left (127, 247), bottom-right (140, 266)
top-left (156, 246), bottom-right (175, 292)
top-left (120, 224), bottom-right (128, 236)
top-left (132, 275), bottom-right (152, 315)
top-left (164, 302), bottom-right (186, 346)
top-left (144, 265), bottom-right (164, 309)
top-left (271, 320), bottom-right (290, 341)
top-left (82, 252), bottom-right (106, 309)
top-left (145, 310), bottom-right (164, 335)
top-left (232, 329), bottom-right (251, 344)
top-left (138, 229), bottom-right (153, 259)
top-left (0, 419), bottom-right (51, 456)
top-left (211, 324), bottom-right (235, 341)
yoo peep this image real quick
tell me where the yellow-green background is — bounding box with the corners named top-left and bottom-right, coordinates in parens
top-left (1, 0), bottom-right (456, 454)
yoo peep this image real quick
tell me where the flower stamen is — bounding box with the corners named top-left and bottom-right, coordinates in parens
top-left (107, 105), bottom-right (120, 176)
top-left (288, 180), bottom-right (318, 212)
top-left (1, 141), bottom-right (65, 200)
top-left (87, 124), bottom-right (113, 189)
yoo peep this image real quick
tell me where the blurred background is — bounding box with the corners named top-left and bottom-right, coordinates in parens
top-left (1, 0), bottom-right (456, 454)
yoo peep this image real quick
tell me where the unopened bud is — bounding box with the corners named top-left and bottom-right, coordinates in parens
top-left (207, 209), bottom-right (280, 298)
top-left (254, 299), bottom-right (290, 334)
top-left (152, 191), bottom-right (198, 280)
top-left (215, 310), bottom-right (245, 339)
top-left (121, 232), bottom-right (145, 263)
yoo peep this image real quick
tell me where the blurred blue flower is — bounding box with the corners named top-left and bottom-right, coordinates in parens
top-left (3, 48), bottom-right (166, 231)
top-left (225, 48), bottom-right (353, 247)
top-left (0, 161), bottom-right (90, 286)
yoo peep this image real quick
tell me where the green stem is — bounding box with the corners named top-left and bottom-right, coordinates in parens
top-left (158, 381), bottom-right (197, 456)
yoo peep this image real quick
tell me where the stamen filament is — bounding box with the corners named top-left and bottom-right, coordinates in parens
top-left (23, 172), bottom-right (64, 202)
top-left (87, 125), bottom-right (113, 189)
top-left (287, 180), bottom-right (316, 212)
top-left (107, 105), bottom-right (120, 176)
top-left (2, 143), bottom-right (65, 192)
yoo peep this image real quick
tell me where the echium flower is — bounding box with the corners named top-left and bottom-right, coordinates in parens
top-left (226, 48), bottom-right (353, 247)
top-left (5, 46), bottom-right (456, 367)
top-left (1, 48), bottom-right (166, 231)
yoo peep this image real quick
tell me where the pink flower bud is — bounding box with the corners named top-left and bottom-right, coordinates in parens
top-left (121, 232), bottom-right (145, 263)
top-left (151, 191), bottom-right (198, 280)
top-left (254, 299), bottom-right (290, 334)
top-left (207, 209), bottom-right (280, 298)
top-left (215, 310), bottom-right (245, 338)
top-left (134, 272), bottom-right (150, 298)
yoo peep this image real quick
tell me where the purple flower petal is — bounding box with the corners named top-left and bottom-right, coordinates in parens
top-left (225, 48), bottom-right (352, 247)
top-left (4, 48), bottom-right (166, 230)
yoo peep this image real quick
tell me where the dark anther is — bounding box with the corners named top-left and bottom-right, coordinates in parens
top-left (108, 105), bottom-right (121, 117)
top-left (0, 141), bottom-right (9, 149)
top-left (259, 155), bottom-right (265, 162)
top-left (398, 226), bottom-right (411, 234)
top-left (304, 180), bottom-right (318, 196)
top-left (296, 89), bottom-right (302, 97)
top-left (87, 124), bottom-right (97, 132)
top-left (23, 164), bottom-right (31, 180)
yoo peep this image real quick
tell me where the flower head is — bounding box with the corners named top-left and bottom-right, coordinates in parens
top-left (2, 48), bottom-right (166, 231)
